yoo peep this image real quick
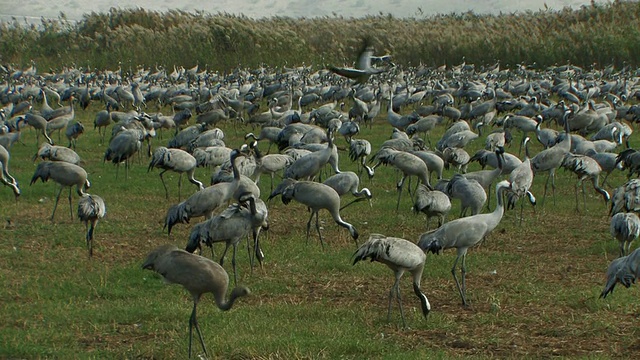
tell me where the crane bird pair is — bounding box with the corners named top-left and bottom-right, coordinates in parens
top-left (418, 180), bottom-right (511, 306)
top-left (142, 244), bottom-right (250, 358)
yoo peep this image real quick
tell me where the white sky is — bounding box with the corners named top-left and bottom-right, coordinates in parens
top-left (0, 0), bottom-right (611, 22)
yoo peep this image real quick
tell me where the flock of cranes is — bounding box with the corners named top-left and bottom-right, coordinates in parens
top-left (4, 41), bottom-right (640, 356)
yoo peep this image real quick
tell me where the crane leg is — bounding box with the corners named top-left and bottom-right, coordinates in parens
top-left (387, 277), bottom-right (398, 324)
top-left (188, 301), bottom-right (208, 359)
top-left (50, 186), bottom-right (65, 221)
top-left (395, 278), bottom-right (406, 328)
top-left (574, 180), bottom-right (580, 212)
top-left (68, 187), bottom-right (74, 220)
top-left (315, 212), bottom-right (325, 250)
top-left (231, 243), bottom-right (238, 286)
top-left (305, 211), bottom-right (315, 245)
top-left (178, 173), bottom-right (183, 201)
top-left (396, 176), bottom-right (407, 212)
top-left (450, 255), bottom-right (467, 306)
top-left (582, 179), bottom-right (587, 212)
top-left (159, 169), bottom-right (169, 199)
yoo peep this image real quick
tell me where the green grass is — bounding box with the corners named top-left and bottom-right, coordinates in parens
top-left (1, 99), bottom-right (640, 359)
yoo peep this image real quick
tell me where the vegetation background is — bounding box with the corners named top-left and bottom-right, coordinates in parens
top-left (1, 1), bottom-right (640, 72)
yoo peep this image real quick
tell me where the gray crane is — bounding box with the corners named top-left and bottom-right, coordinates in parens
top-left (165, 149), bottom-right (243, 234)
top-left (463, 147), bottom-right (505, 209)
top-left (142, 244), bottom-right (250, 359)
top-left (192, 146), bottom-right (233, 168)
top-left (104, 130), bottom-right (142, 180)
top-left (409, 150), bottom-right (445, 183)
top-left (16, 113), bottom-right (53, 146)
top-left (252, 150), bottom-right (294, 191)
top-left (370, 148), bottom-right (433, 211)
top-left (610, 212), bottom-right (640, 257)
top-left (534, 116), bottom-right (559, 149)
top-left (446, 174), bottom-right (487, 217)
top-left (600, 248), bottom-right (640, 299)
top-left (561, 153), bottom-right (610, 212)
top-left (412, 184), bottom-right (451, 230)
top-left (268, 179), bottom-right (359, 248)
top-left (610, 179), bottom-right (640, 216)
top-left (323, 171), bottom-right (372, 209)
top-left (418, 180), bottom-right (511, 306)
top-left (30, 161), bottom-right (90, 221)
top-left (328, 38), bottom-right (391, 84)
top-left (34, 143), bottom-right (81, 165)
top-left (93, 104), bottom-right (113, 144)
top-left (531, 112), bottom-right (572, 206)
top-left (244, 127), bottom-right (282, 154)
top-left (64, 122), bottom-right (84, 149)
top-left (46, 95), bottom-right (75, 142)
top-left (507, 137), bottom-right (536, 224)
top-left (584, 149), bottom-right (622, 187)
top-left (148, 146), bottom-right (204, 200)
top-left (186, 194), bottom-right (269, 284)
top-left (77, 193), bottom-right (106, 257)
top-left (283, 129), bottom-right (336, 180)
top-left (469, 149), bottom-right (523, 175)
top-left (0, 144), bottom-right (20, 199)
top-left (442, 147), bottom-right (471, 173)
top-left (406, 115), bottom-right (443, 147)
top-left (352, 234), bottom-right (430, 327)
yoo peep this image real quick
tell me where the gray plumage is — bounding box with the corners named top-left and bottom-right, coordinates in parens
top-left (78, 193), bottom-right (106, 257)
top-left (164, 149), bottom-right (243, 234)
top-left (585, 149), bottom-right (622, 187)
top-left (370, 148), bottom-right (433, 211)
top-left (30, 161), bottom-right (90, 221)
top-left (610, 212), bottom-right (640, 257)
top-left (442, 147), bottom-right (470, 173)
top-left (328, 39), bottom-right (391, 84)
top-left (65, 122), bottom-right (84, 149)
top-left (323, 171), bottom-right (372, 209)
top-left (610, 179), bottom-right (640, 216)
top-left (103, 130), bottom-right (142, 179)
top-left (284, 129), bottom-right (335, 180)
top-left (34, 143), bottom-right (81, 165)
top-left (531, 122), bottom-right (572, 206)
top-left (186, 195), bottom-right (269, 284)
top-left (409, 150), bottom-right (445, 182)
top-left (352, 234), bottom-right (430, 327)
top-left (463, 147), bottom-right (504, 209)
top-left (469, 149), bottom-right (523, 174)
top-left (600, 248), bottom-right (640, 299)
top-left (148, 146), bottom-right (204, 200)
top-left (348, 137), bottom-right (373, 177)
top-left (168, 124), bottom-right (207, 149)
top-left (446, 174), bottom-right (487, 217)
top-left (507, 137), bottom-right (536, 223)
top-left (418, 180), bottom-right (511, 306)
top-left (142, 244), bottom-right (250, 358)
top-left (16, 113), bottom-right (53, 146)
top-left (412, 184), bottom-right (451, 230)
top-left (192, 146), bottom-right (233, 168)
top-left (268, 179), bottom-right (359, 248)
top-left (561, 153), bottom-right (610, 211)
top-left (0, 144), bottom-right (20, 198)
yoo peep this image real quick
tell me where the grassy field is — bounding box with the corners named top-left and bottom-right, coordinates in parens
top-left (1, 100), bottom-right (640, 359)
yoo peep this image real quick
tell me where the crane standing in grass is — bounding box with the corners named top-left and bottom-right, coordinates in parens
top-left (78, 193), bottom-right (106, 257)
top-left (418, 180), bottom-right (511, 306)
top-left (268, 178), bottom-right (359, 249)
top-left (30, 161), bottom-right (90, 221)
top-left (610, 212), bottom-right (640, 257)
top-left (353, 234), bottom-right (430, 327)
top-left (148, 146), bottom-right (204, 200)
top-left (142, 244), bottom-right (250, 359)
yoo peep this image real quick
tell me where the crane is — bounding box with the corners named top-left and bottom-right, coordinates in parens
top-left (352, 234), bottom-right (430, 327)
top-left (142, 244), bottom-right (250, 359)
top-left (418, 180), bottom-right (511, 306)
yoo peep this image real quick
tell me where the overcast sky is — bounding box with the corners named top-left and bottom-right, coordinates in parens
top-left (0, 0), bottom-right (610, 22)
